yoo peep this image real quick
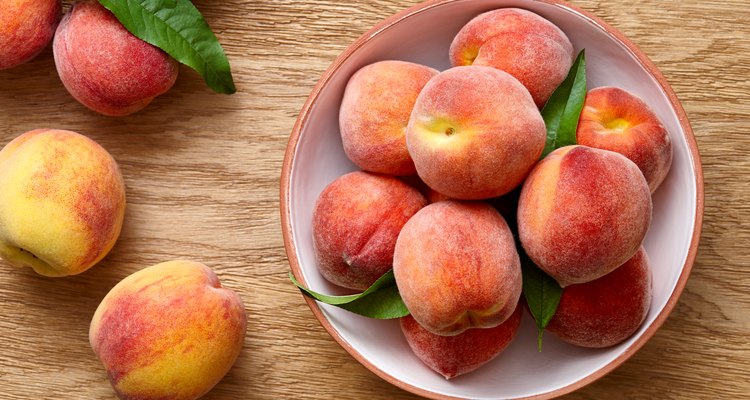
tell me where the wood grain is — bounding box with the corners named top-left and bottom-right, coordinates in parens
top-left (0, 0), bottom-right (747, 399)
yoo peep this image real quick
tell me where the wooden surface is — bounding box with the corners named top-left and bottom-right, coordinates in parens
top-left (0, 0), bottom-right (747, 399)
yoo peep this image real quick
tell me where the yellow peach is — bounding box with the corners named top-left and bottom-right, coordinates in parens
top-left (90, 260), bottom-right (247, 400)
top-left (0, 129), bottom-right (126, 277)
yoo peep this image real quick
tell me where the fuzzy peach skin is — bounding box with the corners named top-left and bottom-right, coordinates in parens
top-left (393, 201), bottom-right (521, 336)
top-left (406, 66), bottom-right (545, 200)
top-left (90, 260), bottom-right (247, 400)
top-left (0, 129), bottom-right (125, 277)
top-left (0, 0), bottom-right (61, 70)
top-left (517, 145), bottom-right (651, 287)
top-left (546, 247), bottom-right (652, 348)
top-left (401, 301), bottom-right (522, 379)
top-left (313, 171), bottom-right (427, 290)
top-left (340, 60), bottom-right (438, 175)
top-left (449, 8), bottom-right (574, 108)
top-left (577, 86), bottom-right (673, 193)
top-left (53, 1), bottom-right (178, 116)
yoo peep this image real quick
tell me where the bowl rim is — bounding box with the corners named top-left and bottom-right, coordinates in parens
top-left (280, 0), bottom-right (704, 398)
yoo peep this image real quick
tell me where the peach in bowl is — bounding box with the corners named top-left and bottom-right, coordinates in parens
top-left (280, 0), bottom-right (703, 398)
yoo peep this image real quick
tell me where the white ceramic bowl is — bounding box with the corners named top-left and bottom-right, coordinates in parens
top-left (281, 0), bottom-right (703, 398)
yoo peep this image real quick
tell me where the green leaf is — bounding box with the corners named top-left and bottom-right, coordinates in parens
top-left (520, 249), bottom-right (563, 352)
top-left (540, 49), bottom-right (587, 157)
top-left (289, 270), bottom-right (410, 319)
top-left (98, 0), bottom-right (236, 94)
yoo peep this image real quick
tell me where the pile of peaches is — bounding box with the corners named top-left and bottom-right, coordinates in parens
top-left (311, 8), bottom-right (672, 379)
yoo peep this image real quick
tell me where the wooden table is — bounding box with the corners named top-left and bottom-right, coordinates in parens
top-left (0, 0), bottom-right (747, 399)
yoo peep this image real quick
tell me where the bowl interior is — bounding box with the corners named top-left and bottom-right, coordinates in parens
top-left (285, 0), bottom-right (699, 398)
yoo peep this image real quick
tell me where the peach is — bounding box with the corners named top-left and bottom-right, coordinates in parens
top-left (90, 260), bottom-right (247, 400)
top-left (340, 60), bottom-right (438, 175)
top-left (53, 1), bottom-right (178, 116)
top-left (546, 247), bottom-right (652, 348)
top-left (517, 145), bottom-right (652, 287)
top-left (449, 8), bottom-right (574, 107)
top-left (312, 171), bottom-right (426, 290)
top-left (577, 86), bottom-right (673, 193)
top-left (0, 129), bottom-right (126, 277)
top-left (393, 201), bottom-right (521, 336)
top-left (406, 66), bottom-right (546, 200)
top-left (0, 0), bottom-right (61, 70)
top-left (401, 301), bottom-right (522, 379)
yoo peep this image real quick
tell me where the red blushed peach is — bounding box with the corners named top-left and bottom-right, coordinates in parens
top-left (406, 66), bottom-right (546, 200)
top-left (393, 201), bottom-right (521, 336)
top-left (312, 171), bottom-right (427, 290)
top-left (0, 129), bottom-right (125, 277)
top-left (90, 260), bottom-right (247, 400)
top-left (0, 0), bottom-right (61, 70)
top-left (577, 86), bottom-right (673, 193)
top-left (401, 301), bottom-right (522, 379)
top-left (517, 145), bottom-right (652, 287)
top-left (340, 60), bottom-right (438, 175)
top-left (449, 8), bottom-right (574, 107)
top-left (53, 1), bottom-right (178, 116)
top-left (546, 247), bottom-right (652, 348)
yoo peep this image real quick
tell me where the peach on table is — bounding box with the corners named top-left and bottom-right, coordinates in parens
top-left (0, 0), bottom-right (61, 70)
top-left (0, 129), bottom-right (125, 277)
top-left (90, 260), bottom-right (247, 400)
top-left (53, 0), bottom-right (178, 116)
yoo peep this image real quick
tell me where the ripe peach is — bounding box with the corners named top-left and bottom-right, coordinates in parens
top-left (90, 260), bottom-right (247, 400)
top-left (0, 129), bottom-right (126, 277)
top-left (546, 247), bottom-right (652, 348)
top-left (53, 1), bottom-right (178, 116)
top-left (517, 145), bottom-right (651, 287)
top-left (449, 8), bottom-right (574, 108)
top-left (0, 0), bottom-right (61, 70)
top-left (312, 171), bottom-right (426, 290)
top-left (577, 86), bottom-right (673, 193)
top-left (340, 60), bottom-right (438, 175)
top-left (393, 201), bottom-right (521, 336)
top-left (406, 66), bottom-right (546, 200)
top-left (401, 301), bottom-right (522, 379)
